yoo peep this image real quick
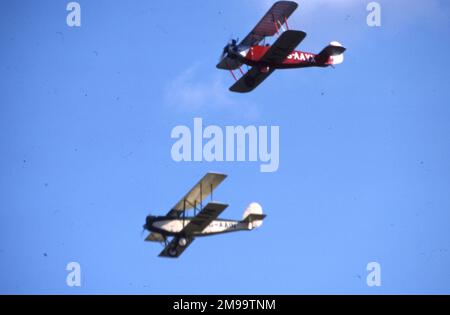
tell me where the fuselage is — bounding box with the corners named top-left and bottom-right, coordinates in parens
top-left (146, 216), bottom-right (249, 237)
top-left (233, 45), bottom-right (330, 69)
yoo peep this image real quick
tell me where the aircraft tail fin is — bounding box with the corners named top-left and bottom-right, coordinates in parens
top-left (242, 203), bottom-right (266, 229)
top-left (316, 41), bottom-right (346, 66)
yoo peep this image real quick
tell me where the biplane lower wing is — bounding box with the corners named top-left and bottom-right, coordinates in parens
top-left (229, 66), bottom-right (275, 93)
top-left (260, 30), bottom-right (307, 64)
top-left (216, 57), bottom-right (243, 70)
top-left (145, 232), bottom-right (165, 243)
top-left (159, 202), bottom-right (228, 258)
top-left (166, 173), bottom-right (227, 218)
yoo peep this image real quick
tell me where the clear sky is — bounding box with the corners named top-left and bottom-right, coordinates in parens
top-left (1, 0), bottom-right (450, 294)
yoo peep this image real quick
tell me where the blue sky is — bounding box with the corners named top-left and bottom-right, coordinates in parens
top-left (1, 0), bottom-right (450, 294)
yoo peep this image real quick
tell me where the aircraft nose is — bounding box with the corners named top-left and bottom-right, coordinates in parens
top-left (145, 215), bottom-right (155, 228)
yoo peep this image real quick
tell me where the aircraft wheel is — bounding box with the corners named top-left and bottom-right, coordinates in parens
top-left (260, 66), bottom-right (270, 73)
top-left (178, 238), bottom-right (188, 247)
top-left (168, 247), bottom-right (178, 257)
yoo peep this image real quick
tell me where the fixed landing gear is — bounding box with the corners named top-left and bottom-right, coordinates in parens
top-left (178, 237), bottom-right (188, 247)
top-left (165, 237), bottom-right (188, 257)
top-left (168, 247), bottom-right (178, 257)
top-left (260, 66), bottom-right (270, 73)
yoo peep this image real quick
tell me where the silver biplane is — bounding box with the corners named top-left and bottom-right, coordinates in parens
top-left (143, 173), bottom-right (266, 258)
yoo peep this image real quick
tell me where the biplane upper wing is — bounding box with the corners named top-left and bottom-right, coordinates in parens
top-left (229, 66), bottom-right (275, 93)
top-left (159, 202), bottom-right (228, 258)
top-left (239, 1), bottom-right (298, 48)
top-left (259, 30), bottom-right (307, 64)
top-left (166, 173), bottom-right (227, 218)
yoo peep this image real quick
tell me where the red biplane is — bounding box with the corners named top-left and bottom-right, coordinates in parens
top-left (217, 1), bottom-right (346, 93)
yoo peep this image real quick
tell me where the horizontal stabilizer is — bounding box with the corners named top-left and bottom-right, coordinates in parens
top-left (243, 213), bottom-right (267, 222)
top-left (316, 41), bottom-right (346, 65)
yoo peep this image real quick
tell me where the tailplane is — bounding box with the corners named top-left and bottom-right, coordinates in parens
top-left (316, 41), bottom-right (346, 66)
top-left (242, 203), bottom-right (266, 229)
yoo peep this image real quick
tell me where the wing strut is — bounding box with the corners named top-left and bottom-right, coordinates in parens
top-left (284, 15), bottom-right (290, 30)
top-left (165, 173), bottom-right (227, 218)
top-left (274, 15), bottom-right (279, 35)
top-left (229, 70), bottom-right (237, 81)
top-left (238, 1), bottom-right (298, 48)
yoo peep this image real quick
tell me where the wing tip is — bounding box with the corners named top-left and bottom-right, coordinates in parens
top-left (229, 82), bottom-right (256, 93)
top-left (207, 171), bottom-right (228, 177)
top-left (205, 201), bottom-right (229, 208)
top-left (274, 1), bottom-right (299, 10)
top-left (229, 87), bottom-right (252, 93)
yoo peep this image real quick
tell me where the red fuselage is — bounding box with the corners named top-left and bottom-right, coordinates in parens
top-left (241, 45), bottom-right (330, 69)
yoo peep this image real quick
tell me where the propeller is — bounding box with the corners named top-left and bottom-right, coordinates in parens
top-left (141, 213), bottom-right (153, 238)
top-left (219, 38), bottom-right (239, 62)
